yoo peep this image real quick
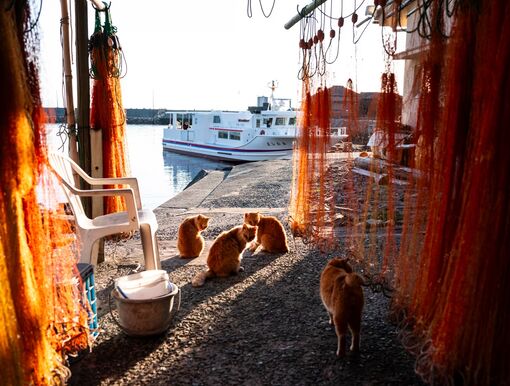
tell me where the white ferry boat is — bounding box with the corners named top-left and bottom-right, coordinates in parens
top-left (162, 99), bottom-right (347, 162)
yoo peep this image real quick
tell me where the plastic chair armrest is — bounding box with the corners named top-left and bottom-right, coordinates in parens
top-left (71, 187), bottom-right (139, 228)
top-left (67, 162), bottom-right (142, 209)
top-left (87, 177), bottom-right (142, 209)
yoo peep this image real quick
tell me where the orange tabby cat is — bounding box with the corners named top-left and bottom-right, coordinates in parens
top-left (191, 224), bottom-right (257, 287)
top-left (177, 214), bottom-right (210, 258)
top-left (243, 212), bottom-right (289, 253)
top-left (320, 257), bottom-right (364, 357)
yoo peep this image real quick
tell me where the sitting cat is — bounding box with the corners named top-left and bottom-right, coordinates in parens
top-left (243, 212), bottom-right (289, 253)
top-left (191, 224), bottom-right (257, 287)
top-left (177, 214), bottom-right (210, 258)
top-left (320, 257), bottom-right (364, 357)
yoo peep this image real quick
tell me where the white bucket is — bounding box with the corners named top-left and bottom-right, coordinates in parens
top-left (111, 270), bottom-right (180, 336)
top-left (115, 270), bottom-right (171, 300)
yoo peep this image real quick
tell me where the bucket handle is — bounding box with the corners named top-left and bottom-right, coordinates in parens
top-left (170, 285), bottom-right (182, 319)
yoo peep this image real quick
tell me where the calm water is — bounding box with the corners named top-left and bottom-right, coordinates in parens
top-left (46, 124), bottom-right (232, 209)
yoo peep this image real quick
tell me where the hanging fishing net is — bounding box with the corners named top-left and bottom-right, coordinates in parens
top-left (0, 2), bottom-right (91, 384)
top-left (288, 0), bottom-right (510, 384)
top-left (391, 2), bottom-right (510, 384)
top-left (89, 3), bottom-right (130, 214)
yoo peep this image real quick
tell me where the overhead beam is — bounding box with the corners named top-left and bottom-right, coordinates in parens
top-left (284, 0), bottom-right (328, 30)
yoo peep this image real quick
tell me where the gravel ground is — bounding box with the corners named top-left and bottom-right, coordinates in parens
top-left (69, 159), bottom-right (425, 386)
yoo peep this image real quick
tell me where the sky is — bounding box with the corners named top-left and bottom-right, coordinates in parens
top-left (38, 0), bottom-right (405, 111)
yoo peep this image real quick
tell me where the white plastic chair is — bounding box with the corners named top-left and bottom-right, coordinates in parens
top-left (48, 152), bottom-right (161, 270)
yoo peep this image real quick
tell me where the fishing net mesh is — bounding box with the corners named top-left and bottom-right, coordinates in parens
top-left (0, 2), bottom-right (91, 384)
top-left (89, 5), bottom-right (130, 215)
top-left (290, 1), bottom-right (510, 384)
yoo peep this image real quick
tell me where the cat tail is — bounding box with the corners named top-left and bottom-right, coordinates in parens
top-left (344, 273), bottom-right (365, 287)
top-left (191, 269), bottom-right (215, 287)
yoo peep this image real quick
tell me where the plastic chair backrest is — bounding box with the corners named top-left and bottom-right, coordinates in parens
top-left (48, 152), bottom-right (86, 220)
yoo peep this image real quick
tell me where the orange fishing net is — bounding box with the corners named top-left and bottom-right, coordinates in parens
top-left (290, 0), bottom-right (510, 384)
top-left (392, 2), bottom-right (510, 384)
top-left (89, 4), bottom-right (130, 214)
top-left (289, 79), bottom-right (333, 249)
top-left (0, 2), bottom-right (90, 384)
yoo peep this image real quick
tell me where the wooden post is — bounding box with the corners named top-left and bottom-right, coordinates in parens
top-left (75, 0), bottom-right (104, 262)
top-left (88, 0), bottom-right (104, 263)
top-left (87, 0), bottom-right (104, 219)
top-left (74, 0), bottom-right (91, 217)
top-left (59, 0), bottom-right (78, 165)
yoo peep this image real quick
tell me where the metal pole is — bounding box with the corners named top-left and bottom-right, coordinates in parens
top-left (284, 0), bottom-right (328, 30)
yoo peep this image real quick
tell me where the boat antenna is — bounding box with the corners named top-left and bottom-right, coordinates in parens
top-left (267, 80), bottom-right (279, 110)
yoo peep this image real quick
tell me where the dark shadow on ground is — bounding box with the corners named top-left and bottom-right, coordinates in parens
top-left (69, 249), bottom-right (282, 385)
top-left (70, 243), bottom-right (425, 385)
top-left (147, 248), bottom-right (425, 385)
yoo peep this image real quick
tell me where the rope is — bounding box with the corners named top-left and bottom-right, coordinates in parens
top-left (246, 0), bottom-right (276, 18)
top-left (23, 0), bottom-right (44, 34)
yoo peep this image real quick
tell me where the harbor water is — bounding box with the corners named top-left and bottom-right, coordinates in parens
top-left (46, 124), bottom-right (232, 209)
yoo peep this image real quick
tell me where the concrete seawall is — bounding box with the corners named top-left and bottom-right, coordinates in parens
top-left (111, 159), bottom-right (293, 268)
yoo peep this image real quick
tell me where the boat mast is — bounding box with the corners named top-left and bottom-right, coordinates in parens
top-left (268, 80), bottom-right (278, 110)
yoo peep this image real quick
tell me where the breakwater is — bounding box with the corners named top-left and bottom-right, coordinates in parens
top-left (44, 107), bottom-right (169, 125)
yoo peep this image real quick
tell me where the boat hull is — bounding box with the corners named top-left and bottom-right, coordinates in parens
top-left (162, 138), bottom-right (293, 162)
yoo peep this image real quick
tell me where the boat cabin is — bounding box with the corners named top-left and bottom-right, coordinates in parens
top-left (166, 110), bottom-right (297, 146)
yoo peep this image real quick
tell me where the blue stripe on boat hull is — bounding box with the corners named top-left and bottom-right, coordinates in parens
top-left (162, 139), bottom-right (292, 153)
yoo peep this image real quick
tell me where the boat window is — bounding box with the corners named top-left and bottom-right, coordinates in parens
top-left (213, 115), bottom-right (221, 124)
top-left (275, 117), bottom-right (286, 125)
top-left (176, 113), bottom-right (193, 129)
top-left (218, 131), bottom-right (229, 139)
top-left (229, 132), bottom-right (241, 141)
top-left (256, 119), bottom-right (260, 128)
top-left (263, 118), bottom-right (273, 128)
top-left (289, 117), bottom-right (296, 125)
top-left (169, 115), bottom-right (173, 125)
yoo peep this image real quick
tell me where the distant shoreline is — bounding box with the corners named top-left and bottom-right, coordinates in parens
top-left (43, 107), bottom-right (170, 125)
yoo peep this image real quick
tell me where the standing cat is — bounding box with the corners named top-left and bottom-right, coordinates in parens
top-left (243, 212), bottom-right (289, 253)
top-left (191, 224), bottom-right (257, 287)
top-left (177, 214), bottom-right (210, 258)
top-left (320, 257), bottom-right (364, 357)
